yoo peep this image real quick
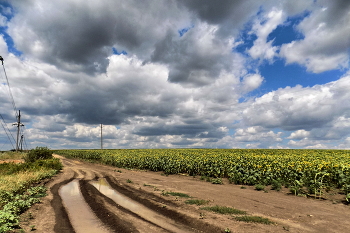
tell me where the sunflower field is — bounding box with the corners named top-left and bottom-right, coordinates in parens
top-left (54, 149), bottom-right (350, 199)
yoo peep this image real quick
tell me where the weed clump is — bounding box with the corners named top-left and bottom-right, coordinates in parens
top-left (234, 215), bottom-right (274, 224)
top-left (185, 199), bottom-right (209, 205)
top-left (254, 184), bottom-right (265, 191)
top-left (271, 179), bottom-right (282, 191)
top-left (25, 147), bottom-right (52, 163)
top-left (200, 205), bottom-right (246, 215)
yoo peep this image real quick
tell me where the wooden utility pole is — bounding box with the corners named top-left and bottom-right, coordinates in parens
top-left (100, 124), bottom-right (103, 149)
top-left (12, 110), bottom-right (24, 152)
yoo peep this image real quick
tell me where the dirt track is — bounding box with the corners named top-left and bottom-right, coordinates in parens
top-left (19, 155), bottom-right (350, 233)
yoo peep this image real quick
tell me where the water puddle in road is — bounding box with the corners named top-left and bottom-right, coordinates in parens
top-left (59, 179), bottom-right (110, 233)
top-left (90, 178), bottom-right (190, 233)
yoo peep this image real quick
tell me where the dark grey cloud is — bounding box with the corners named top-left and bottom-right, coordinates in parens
top-left (150, 29), bottom-right (234, 86)
top-left (7, 0), bottom-right (185, 74)
top-left (178, 0), bottom-right (266, 37)
top-left (134, 121), bottom-right (226, 140)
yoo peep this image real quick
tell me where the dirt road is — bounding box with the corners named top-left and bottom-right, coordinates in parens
top-left (19, 155), bottom-right (350, 233)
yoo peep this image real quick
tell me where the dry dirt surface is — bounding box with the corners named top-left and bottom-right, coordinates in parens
top-left (18, 155), bottom-right (350, 233)
top-left (0, 159), bottom-right (23, 164)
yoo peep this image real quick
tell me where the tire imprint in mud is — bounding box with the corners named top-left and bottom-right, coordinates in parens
top-left (51, 177), bottom-right (76, 233)
top-left (53, 157), bottom-right (221, 233)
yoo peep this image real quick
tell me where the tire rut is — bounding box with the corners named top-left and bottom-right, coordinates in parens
top-left (51, 156), bottom-right (222, 233)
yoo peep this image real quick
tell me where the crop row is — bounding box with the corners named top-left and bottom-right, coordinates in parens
top-left (54, 149), bottom-right (350, 194)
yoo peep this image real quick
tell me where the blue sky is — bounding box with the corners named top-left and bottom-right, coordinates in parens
top-left (0, 0), bottom-right (349, 150)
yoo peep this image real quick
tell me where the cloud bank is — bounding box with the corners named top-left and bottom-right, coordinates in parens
top-left (0, 0), bottom-right (349, 150)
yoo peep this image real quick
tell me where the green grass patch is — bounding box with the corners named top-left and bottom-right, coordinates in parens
top-left (234, 215), bottom-right (274, 224)
top-left (200, 205), bottom-right (247, 215)
top-left (162, 191), bottom-right (190, 197)
top-left (185, 199), bottom-right (209, 205)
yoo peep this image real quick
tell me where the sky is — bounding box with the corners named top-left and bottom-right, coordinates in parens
top-left (0, 0), bottom-right (350, 150)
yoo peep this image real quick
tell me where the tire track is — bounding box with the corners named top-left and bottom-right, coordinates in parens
top-left (59, 180), bottom-right (111, 233)
top-left (52, 155), bottom-right (222, 233)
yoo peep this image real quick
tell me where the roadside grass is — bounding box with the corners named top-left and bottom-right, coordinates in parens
top-left (234, 215), bottom-right (274, 224)
top-left (200, 205), bottom-right (247, 215)
top-left (0, 149), bottom-right (62, 233)
top-left (200, 205), bottom-right (275, 225)
top-left (0, 151), bottom-right (25, 160)
top-left (0, 186), bottom-right (48, 232)
top-left (0, 159), bottom-right (62, 203)
top-left (185, 199), bottom-right (209, 205)
top-left (162, 191), bottom-right (191, 198)
top-left (0, 169), bottom-right (57, 205)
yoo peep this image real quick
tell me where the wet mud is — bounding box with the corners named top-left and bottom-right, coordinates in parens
top-left (51, 156), bottom-right (221, 233)
top-left (59, 179), bottom-right (110, 233)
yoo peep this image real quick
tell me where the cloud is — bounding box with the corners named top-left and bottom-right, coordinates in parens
top-left (280, 0), bottom-right (350, 72)
top-left (241, 74), bottom-right (264, 93)
top-left (150, 23), bottom-right (242, 87)
top-left (7, 0), bottom-right (190, 74)
top-left (233, 126), bottom-right (283, 148)
top-left (247, 8), bottom-right (285, 61)
top-left (0, 0), bottom-right (349, 150)
top-left (242, 73), bottom-right (350, 131)
top-left (178, 0), bottom-right (263, 36)
top-left (288, 129), bottom-right (310, 139)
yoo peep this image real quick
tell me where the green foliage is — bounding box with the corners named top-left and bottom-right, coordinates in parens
top-left (185, 199), bottom-right (209, 205)
top-left (200, 205), bottom-right (247, 215)
top-left (234, 215), bottom-right (274, 224)
top-left (271, 179), bottom-right (282, 191)
top-left (0, 159), bottom-right (62, 209)
top-left (254, 184), bottom-right (265, 191)
top-left (25, 147), bottom-right (52, 162)
top-left (211, 178), bottom-right (223, 184)
top-left (0, 158), bottom-right (62, 176)
top-left (162, 191), bottom-right (191, 198)
top-left (0, 186), bottom-right (47, 232)
top-left (54, 148), bottom-right (350, 201)
top-left (290, 180), bottom-right (305, 196)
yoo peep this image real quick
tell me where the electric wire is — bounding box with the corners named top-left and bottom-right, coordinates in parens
top-left (1, 62), bottom-right (18, 118)
top-left (0, 57), bottom-right (23, 150)
top-left (0, 113), bottom-right (16, 144)
top-left (0, 113), bottom-right (16, 149)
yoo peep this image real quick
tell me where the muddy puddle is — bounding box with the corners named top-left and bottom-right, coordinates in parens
top-left (90, 178), bottom-right (190, 233)
top-left (59, 179), bottom-right (110, 233)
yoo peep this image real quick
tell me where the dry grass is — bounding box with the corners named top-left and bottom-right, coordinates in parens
top-left (0, 151), bottom-right (25, 160)
top-left (0, 169), bottom-right (56, 194)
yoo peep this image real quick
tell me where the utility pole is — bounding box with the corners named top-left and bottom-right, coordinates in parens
top-left (12, 110), bottom-right (24, 152)
top-left (100, 124), bottom-right (103, 149)
top-left (20, 135), bottom-right (24, 151)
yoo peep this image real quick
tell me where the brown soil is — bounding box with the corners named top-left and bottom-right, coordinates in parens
top-left (0, 159), bottom-right (24, 164)
top-left (18, 155), bottom-right (350, 233)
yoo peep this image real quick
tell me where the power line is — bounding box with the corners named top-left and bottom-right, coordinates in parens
top-left (0, 113), bottom-right (16, 149)
top-left (0, 56), bottom-right (18, 118)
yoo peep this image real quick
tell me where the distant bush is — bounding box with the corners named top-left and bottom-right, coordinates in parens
top-left (24, 147), bottom-right (52, 162)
